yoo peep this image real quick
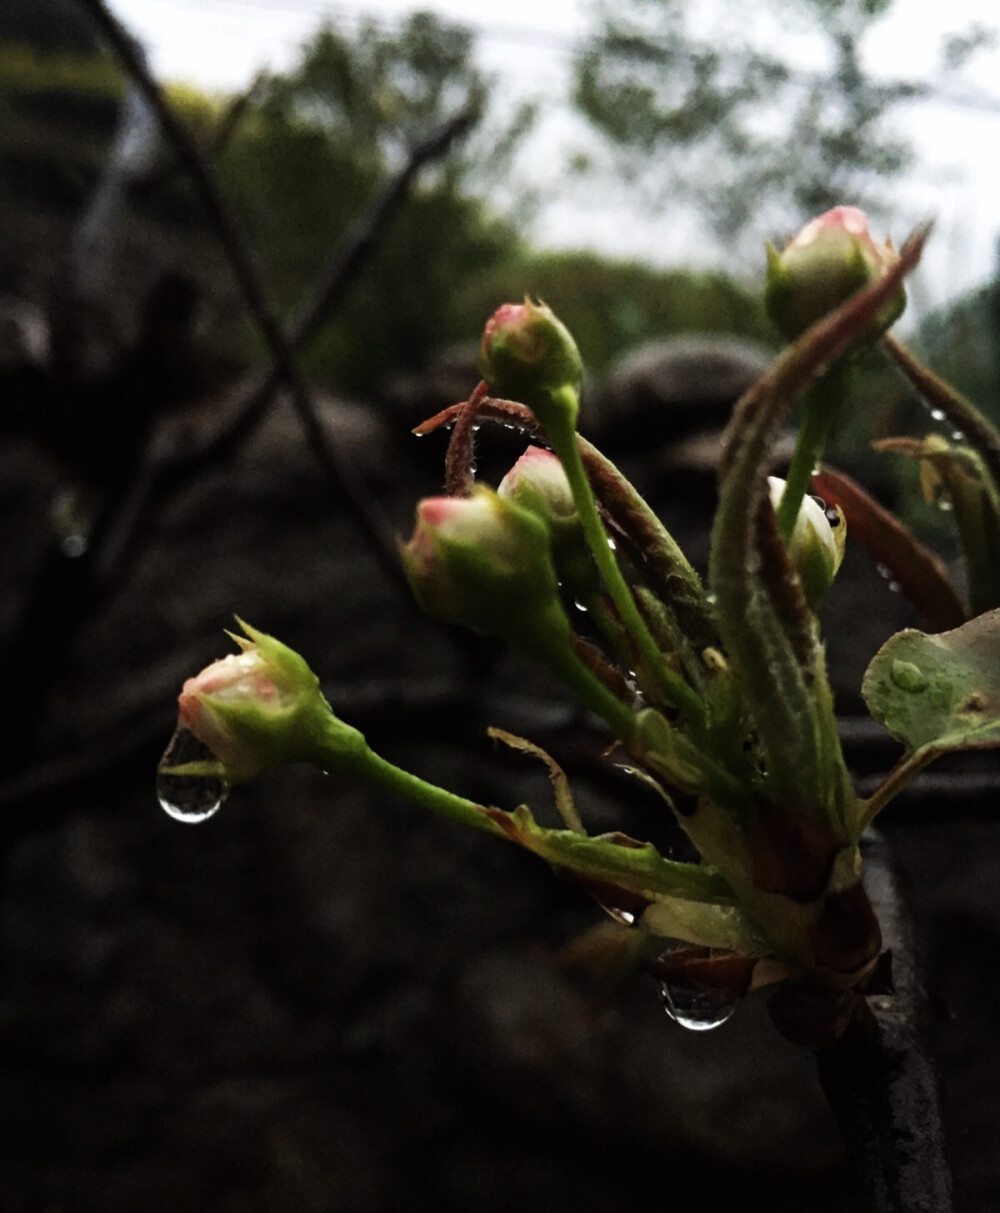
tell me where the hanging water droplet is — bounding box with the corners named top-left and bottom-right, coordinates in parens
top-left (573, 598), bottom-right (589, 613)
top-left (930, 408), bottom-right (946, 421)
top-left (606, 535), bottom-right (617, 551)
top-left (156, 725), bottom-right (229, 823)
top-left (887, 579), bottom-right (901, 593)
top-left (951, 430), bottom-right (965, 442)
top-left (938, 498), bottom-right (953, 512)
top-left (658, 980), bottom-right (738, 1031)
top-left (875, 562), bottom-right (893, 581)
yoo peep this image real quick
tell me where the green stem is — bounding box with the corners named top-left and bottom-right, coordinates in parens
top-left (539, 625), bottom-right (642, 744)
top-left (546, 392), bottom-right (706, 727)
top-left (777, 365), bottom-right (851, 542)
top-left (857, 747), bottom-right (935, 833)
top-left (351, 744), bottom-right (509, 839)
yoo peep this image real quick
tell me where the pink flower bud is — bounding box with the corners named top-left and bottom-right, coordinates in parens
top-left (478, 299), bottom-right (583, 429)
top-left (172, 620), bottom-right (365, 783)
top-left (765, 207), bottom-right (905, 344)
top-left (498, 445), bottom-right (599, 600)
top-left (497, 445), bottom-right (576, 520)
top-left (179, 649), bottom-right (283, 767)
top-left (400, 487), bottom-right (569, 652)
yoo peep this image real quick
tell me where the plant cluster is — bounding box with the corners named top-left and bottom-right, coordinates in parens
top-left (161, 208), bottom-right (1000, 1048)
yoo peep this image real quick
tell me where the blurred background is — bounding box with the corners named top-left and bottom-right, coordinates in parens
top-left (0, 0), bottom-right (998, 1209)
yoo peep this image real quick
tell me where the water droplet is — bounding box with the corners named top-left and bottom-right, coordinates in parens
top-left (706, 592), bottom-right (717, 606)
top-left (930, 408), bottom-right (946, 422)
top-left (602, 904), bottom-right (636, 926)
top-left (938, 498), bottom-right (953, 512)
top-left (606, 536), bottom-right (617, 551)
top-left (658, 980), bottom-right (738, 1031)
top-left (888, 580), bottom-right (901, 593)
top-left (951, 430), bottom-right (965, 442)
top-left (60, 533), bottom-right (88, 558)
top-left (876, 563), bottom-right (892, 580)
top-left (156, 725), bottom-right (229, 823)
top-left (573, 598), bottom-right (589, 613)
top-left (890, 659), bottom-right (927, 692)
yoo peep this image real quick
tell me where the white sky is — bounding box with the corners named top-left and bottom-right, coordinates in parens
top-left (117, 0), bottom-right (1000, 318)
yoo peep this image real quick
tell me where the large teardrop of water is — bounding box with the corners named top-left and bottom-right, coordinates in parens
top-left (657, 980), bottom-right (738, 1032)
top-left (156, 725), bottom-right (229, 824)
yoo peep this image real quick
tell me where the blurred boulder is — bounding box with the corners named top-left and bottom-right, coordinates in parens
top-left (592, 333), bottom-right (773, 455)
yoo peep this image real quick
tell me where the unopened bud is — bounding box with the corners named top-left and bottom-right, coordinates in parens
top-left (175, 620), bottom-right (365, 782)
top-left (765, 206), bottom-right (905, 345)
top-left (498, 445), bottom-right (599, 599)
top-left (478, 299), bottom-right (583, 432)
top-left (400, 486), bottom-right (569, 654)
top-left (768, 477), bottom-right (845, 610)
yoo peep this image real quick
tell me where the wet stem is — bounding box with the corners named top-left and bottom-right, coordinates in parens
top-left (349, 744), bottom-right (509, 839)
top-left (545, 395), bottom-right (708, 730)
top-left (776, 363), bottom-right (852, 542)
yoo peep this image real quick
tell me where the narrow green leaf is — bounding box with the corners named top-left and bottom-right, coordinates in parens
top-left (484, 802), bottom-right (734, 905)
top-left (487, 726), bottom-right (584, 834)
top-left (884, 332), bottom-right (1000, 496)
top-left (875, 436), bottom-right (1000, 617)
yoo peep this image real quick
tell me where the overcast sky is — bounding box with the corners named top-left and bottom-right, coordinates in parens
top-left (118, 0), bottom-right (1000, 317)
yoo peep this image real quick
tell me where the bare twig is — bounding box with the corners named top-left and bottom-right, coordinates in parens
top-left (131, 72), bottom-right (267, 197)
top-left (75, 0), bottom-right (406, 588)
top-left (155, 105), bottom-right (478, 478)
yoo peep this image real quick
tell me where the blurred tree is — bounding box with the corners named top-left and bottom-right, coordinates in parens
top-left (216, 11), bottom-right (533, 393)
top-left (573, 0), bottom-right (993, 242)
top-left (0, 0), bottom-right (101, 55)
top-left (459, 249), bottom-right (771, 375)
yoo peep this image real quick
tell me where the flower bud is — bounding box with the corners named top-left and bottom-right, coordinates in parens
top-left (176, 620), bottom-right (366, 782)
top-left (498, 445), bottom-right (600, 601)
top-left (765, 206), bottom-right (905, 345)
top-left (768, 477), bottom-right (845, 611)
top-left (400, 486), bottom-right (569, 653)
top-left (478, 299), bottom-right (583, 432)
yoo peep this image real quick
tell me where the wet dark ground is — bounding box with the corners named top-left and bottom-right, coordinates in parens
top-left (0, 393), bottom-right (997, 1212)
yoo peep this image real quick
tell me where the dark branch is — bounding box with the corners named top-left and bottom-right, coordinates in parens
top-left (75, 0), bottom-right (408, 589)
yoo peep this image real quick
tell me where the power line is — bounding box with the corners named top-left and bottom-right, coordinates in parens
top-left (129, 0), bottom-right (1000, 116)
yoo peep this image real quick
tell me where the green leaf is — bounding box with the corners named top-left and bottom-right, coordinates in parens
top-left (484, 803), bottom-right (734, 905)
top-left (862, 609), bottom-right (1000, 753)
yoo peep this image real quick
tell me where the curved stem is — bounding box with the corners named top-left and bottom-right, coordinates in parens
top-left (355, 747), bottom-right (508, 838)
top-left (546, 397), bottom-right (707, 727)
top-left (777, 363), bottom-right (851, 541)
